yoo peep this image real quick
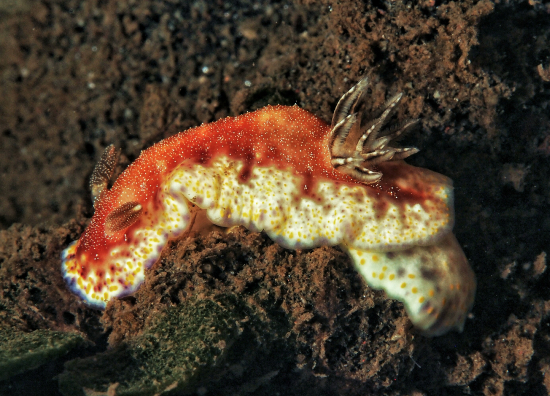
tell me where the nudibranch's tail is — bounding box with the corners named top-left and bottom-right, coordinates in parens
top-left (344, 233), bottom-right (476, 336)
top-left (329, 77), bottom-right (419, 184)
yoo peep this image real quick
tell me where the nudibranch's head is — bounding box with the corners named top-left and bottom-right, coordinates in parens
top-left (61, 147), bottom-right (191, 308)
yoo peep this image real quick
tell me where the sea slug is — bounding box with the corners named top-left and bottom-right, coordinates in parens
top-left (62, 78), bottom-right (476, 336)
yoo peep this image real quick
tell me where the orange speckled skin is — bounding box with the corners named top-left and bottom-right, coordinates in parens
top-left (61, 76), bottom-right (476, 335)
top-left (64, 103), bottom-right (460, 318)
top-left (77, 105), bottom-right (432, 282)
top-left (78, 106), bottom-right (329, 278)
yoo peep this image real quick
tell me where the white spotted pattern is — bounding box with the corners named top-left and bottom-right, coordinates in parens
top-left (345, 233), bottom-right (475, 335)
top-left (167, 156), bottom-right (453, 252)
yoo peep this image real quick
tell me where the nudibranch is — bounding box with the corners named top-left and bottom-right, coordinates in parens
top-left (62, 78), bottom-right (475, 336)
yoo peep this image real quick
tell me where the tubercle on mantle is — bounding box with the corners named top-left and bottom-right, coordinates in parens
top-left (61, 77), bottom-right (475, 336)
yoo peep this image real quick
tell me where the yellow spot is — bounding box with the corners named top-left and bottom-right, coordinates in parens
top-left (360, 259), bottom-right (366, 265)
top-left (86, 283), bottom-right (92, 294)
top-left (400, 282), bottom-right (407, 288)
top-left (379, 273), bottom-right (385, 280)
top-left (408, 274), bottom-right (416, 279)
top-left (389, 274), bottom-right (395, 280)
top-left (372, 255), bottom-right (378, 261)
top-left (429, 289), bottom-right (435, 297)
top-left (372, 272), bottom-right (377, 278)
top-left (418, 296), bottom-right (425, 303)
top-left (109, 285), bottom-right (118, 292)
top-left (427, 307), bottom-right (435, 314)
top-left (104, 292), bottom-right (108, 301)
top-left (411, 287), bottom-right (418, 294)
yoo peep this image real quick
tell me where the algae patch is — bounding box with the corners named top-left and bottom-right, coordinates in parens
top-left (58, 297), bottom-right (251, 396)
top-left (0, 328), bottom-right (85, 381)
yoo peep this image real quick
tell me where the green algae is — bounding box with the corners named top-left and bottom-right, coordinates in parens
top-left (0, 328), bottom-right (85, 381)
top-left (58, 296), bottom-right (270, 396)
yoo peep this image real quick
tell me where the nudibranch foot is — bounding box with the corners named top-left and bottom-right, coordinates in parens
top-left (61, 76), bottom-right (475, 335)
top-left (345, 233), bottom-right (475, 336)
top-left (329, 77), bottom-right (419, 184)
